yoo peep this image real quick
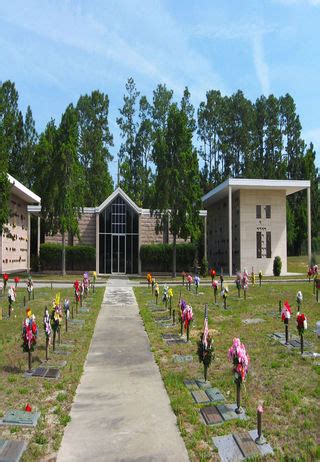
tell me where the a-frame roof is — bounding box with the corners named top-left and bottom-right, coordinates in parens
top-left (96, 187), bottom-right (142, 214)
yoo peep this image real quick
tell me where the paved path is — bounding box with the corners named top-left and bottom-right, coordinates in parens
top-left (57, 277), bottom-right (189, 462)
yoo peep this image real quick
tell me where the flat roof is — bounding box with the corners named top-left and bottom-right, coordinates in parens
top-left (9, 174), bottom-right (41, 204)
top-left (202, 178), bottom-right (310, 205)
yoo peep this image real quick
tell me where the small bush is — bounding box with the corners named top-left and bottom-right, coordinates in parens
top-left (140, 243), bottom-right (196, 272)
top-left (40, 243), bottom-right (95, 271)
top-left (273, 256), bottom-right (282, 276)
top-left (200, 256), bottom-right (208, 277)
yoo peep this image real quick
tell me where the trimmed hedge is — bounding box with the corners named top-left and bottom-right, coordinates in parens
top-left (40, 243), bottom-right (95, 271)
top-left (140, 243), bottom-right (196, 272)
top-left (273, 256), bottom-right (282, 276)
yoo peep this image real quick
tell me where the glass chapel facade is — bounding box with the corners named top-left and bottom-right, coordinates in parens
top-left (99, 195), bottom-right (139, 274)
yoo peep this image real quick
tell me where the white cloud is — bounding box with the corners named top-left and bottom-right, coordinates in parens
top-left (252, 33), bottom-right (270, 96)
top-left (0, 0), bottom-right (225, 102)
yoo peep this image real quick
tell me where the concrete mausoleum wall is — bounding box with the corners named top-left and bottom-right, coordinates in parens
top-left (206, 192), bottom-right (240, 274)
top-left (1, 193), bottom-right (28, 273)
top-left (239, 189), bottom-right (287, 275)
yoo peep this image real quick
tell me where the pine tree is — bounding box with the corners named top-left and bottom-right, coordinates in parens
top-left (77, 90), bottom-right (114, 206)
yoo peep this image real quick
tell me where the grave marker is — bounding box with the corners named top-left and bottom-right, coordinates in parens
top-left (1, 410), bottom-right (40, 427)
top-left (0, 439), bottom-right (27, 462)
top-left (191, 389), bottom-right (211, 404)
top-left (233, 432), bottom-right (259, 458)
top-left (200, 406), bottom-right (223, 425)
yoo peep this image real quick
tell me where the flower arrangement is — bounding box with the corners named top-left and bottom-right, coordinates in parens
top-left (251, 271), bottom-right (255, 286)
top-left (181, 271), bottom-right (186, 286)
top-left (228, 337), bottom-right (250, 384)
top-left (212, 279), bottom-right (218, 303)
top-left (2, 273), bottom-right (9, 291)
top-left (194, 275), bottom-right (200, 294)
top-left (93, 271), bottom-right (97, 284)
top-left (182, 304), bottom-right (193, 341)
top-left (210, 268), bottom-right (216, 282)
top-left (258, 270), bottom-right (262, 287)
top-left (147, 272), bottom-right (152, 287)
top-left (168, 287), bottom-right (173, 311)
top-left (221, 286), bottom-right (229, 308)
top-left (22, 308), bottom-right (38, 352)
top-left (83, 272), bottom-right (89, 295)
top-left (154, 282), bottom-right (159, 303)
top-left (43, 307), bottom-right (51, 338)
top-left (51, 295), bottom-right (63, 332)
top-left (74, 280), bottom-right (80, 303)
top-left (14, 276), bottom-right (20, 288)
top-left (242, 272), bottom-right (249, 299)
top-left (281, 301), bottom-right (291, 322)
top-left (187, 274), bottom-right (192, 291)
top-left (296, 312), bottom-right (307, 335)
top-left (197, 316), bottom-right (214, 381)
top-left (64, 298), bottom-right (70, 320)
top-left (162, 283), bottom-right (168, 303)
top-left (296, 291), bottom-right (303, 310)
top-left (179, 298), bottom-right (187, 335)
top-left (235, 272), bottom-right (242, 295)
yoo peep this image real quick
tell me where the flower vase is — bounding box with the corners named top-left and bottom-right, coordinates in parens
top-left (204, 364), bottom-right (208, 382)
top-left (28, 349), bottom-right (32, 373)
top-left (244, 289), bottom-right (247, 300)
top-left (45, 336), bottom-right (49, 361)
top-left (214, 289), bottom-right (217, 304)
top-left (284, 319), bottom-right (289, 345)
top-left (235, 381), bottom-right (243, 414)
top-left (224, 297), bottom-right (227, 310)
top-left (180, 317), bottom-right (183, 336)
top-left (238, 287), bottom-right (240, 298)
top-left (53, 331), bottom-right (56, 351)
top-left (172, 309), bottom-right (175, 325)
top-left (255, 410), bottom-right (266, 445)
top-left (300, 333), bottom-right (304, 355)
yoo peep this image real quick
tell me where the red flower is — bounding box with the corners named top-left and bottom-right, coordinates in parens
top-left (14, 277), bottom-right (20, 283)
top-left (3, 274), bottom-right (9, 281)
top-left (25, 404), bottom-right (32, 412)
top-left (210, 269), bottom-right (216, 277)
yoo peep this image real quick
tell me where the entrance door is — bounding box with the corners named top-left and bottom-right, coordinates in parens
top-left (112, 235), bottom-right (126, 273)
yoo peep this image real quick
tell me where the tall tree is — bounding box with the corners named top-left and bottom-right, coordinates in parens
top-left (33, 119), bottom-right (58, 237)
top-left (117, 78), bottom-right (141, 202)
top-left (77, 90), bottom-right (114, 206)
top-left (51, 105), bottom-right (84, 274)
top-left (22, 106), bottom-right (38, 189)
top-left (152, 103), bottom-right (202, 276)
top-left (0, 81), bottom-right (22, 210)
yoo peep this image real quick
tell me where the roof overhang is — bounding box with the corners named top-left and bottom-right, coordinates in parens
top-left (96, 187), bottom-right (142, 214)
top-left (9, 174), bottom-right (41, 204)
top-left (202, 178), bottom-right (310, 206)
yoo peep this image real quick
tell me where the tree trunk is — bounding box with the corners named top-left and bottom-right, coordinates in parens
top-left (62, 232), bottom-right (66, 276)
top-left (172, 234), bottom-right (177, 278)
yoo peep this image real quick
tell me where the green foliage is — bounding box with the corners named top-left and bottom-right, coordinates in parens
top-left (40, 243), bottom-right (95, 270)
top-left (140, 243), bottom-right (196, 272)
top-left (76, 90), bottom-right (114, 206)
top-left (200, 256), bottom-right (208, 277)
top-left (273, 256), bottom-right (282, 276)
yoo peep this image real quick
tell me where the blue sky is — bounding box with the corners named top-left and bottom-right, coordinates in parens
top-left (1, 0), bottom-right (319, 178)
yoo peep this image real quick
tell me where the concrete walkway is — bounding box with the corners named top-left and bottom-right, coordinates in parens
top-left (57, 277), bottom-right (189, 462)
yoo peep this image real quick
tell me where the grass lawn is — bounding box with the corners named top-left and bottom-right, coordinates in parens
top-left (134, 281), bottom-right (320, 461)
top-left (0, 284), bottom-right (104, 461)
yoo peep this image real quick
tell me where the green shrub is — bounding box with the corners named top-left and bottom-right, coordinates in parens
top-left (40, 243), bottom-right (95, 271)
top-left (200, 256), bottom-right (208, 277)
top-left (273, 256), bottom-right (282, 276)
top-left (140, 243), bottom-right (196, 272)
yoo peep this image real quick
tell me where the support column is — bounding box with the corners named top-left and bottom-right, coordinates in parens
top-left (204, 214), bottom-right (207, 263)
top-left (27, 212), bottom-right (31, 273)
top-left (37, 216), bottom-right (41, 258)
top-left (228, 186), bottom-right (232, 276)
top-left (138, 214), bottom-right (141, 274)
top-left (307, 187), bottom-right (312, 266)
top-left (96, 213), bottom-right (99, 274)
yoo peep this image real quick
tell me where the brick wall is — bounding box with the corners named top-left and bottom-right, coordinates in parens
top-left (45, 212), bottom-right (96, 246)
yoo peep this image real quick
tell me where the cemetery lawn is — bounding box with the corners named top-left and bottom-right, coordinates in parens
top-left (0, 285), bottom-right (104, 461)
top-left (134, 282), bottom-right (320, 462)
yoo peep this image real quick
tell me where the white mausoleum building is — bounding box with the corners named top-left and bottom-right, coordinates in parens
top-left (202, 178), bottom-right (311, 275)
top-left (1, 175), bottom-right (41, 274)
